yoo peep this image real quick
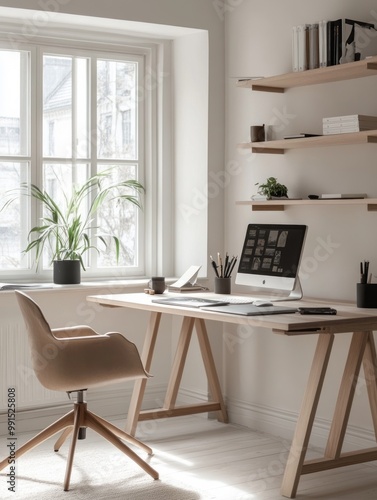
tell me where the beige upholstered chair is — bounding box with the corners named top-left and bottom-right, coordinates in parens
top-left (0, 291), bottom-right (159, 491)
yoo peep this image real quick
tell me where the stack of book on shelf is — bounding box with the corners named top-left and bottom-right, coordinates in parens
top-left (319, 193), bottom-right (367, 199)
top-left (292, 24), bottom-right (320, 72)
top-left (322, 115), bottom-right (377, 135)
top-left (292, 18), bottom-right (377, 72)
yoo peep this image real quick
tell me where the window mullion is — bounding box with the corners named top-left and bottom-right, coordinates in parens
top-left (91, 57), bottom-right (97, 176)
top-left (89, 56), bottom-right (98, 268)
top-left (34, 47), bottom-right (43, 187)
top-left (28, 47), bottom-right (42, 272)
top-left (72, 57), bottom-right (77, 167)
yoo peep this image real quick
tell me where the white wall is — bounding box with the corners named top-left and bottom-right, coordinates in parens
top-left (225, 0), bottom-right (377, 447)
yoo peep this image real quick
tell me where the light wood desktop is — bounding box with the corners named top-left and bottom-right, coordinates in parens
top-left (87, 292), bottom-right (377, 498)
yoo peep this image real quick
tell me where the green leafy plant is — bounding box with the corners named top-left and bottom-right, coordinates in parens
top-left (255, 177), bottom-right (288, 199)
top-left (3, 169), bottom-right (144, 271)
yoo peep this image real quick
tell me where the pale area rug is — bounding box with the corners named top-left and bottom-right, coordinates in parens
top-left (0, 438), bottom-right (202, 500)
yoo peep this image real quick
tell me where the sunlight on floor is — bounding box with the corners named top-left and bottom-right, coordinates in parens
top-left (154, 446), bottom-right (258, 499)
top-left (154, 448), bottom-right (194, 466)
top-left (175, 469), bottom-right (257, 499)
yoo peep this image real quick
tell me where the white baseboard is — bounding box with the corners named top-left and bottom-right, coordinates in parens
top-left (223, 394), bottom-right (377, 453)
top-left (175, 387), bottom-right (377, 453)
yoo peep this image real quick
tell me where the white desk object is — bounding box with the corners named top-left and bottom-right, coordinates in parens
top-left (87, 292), bottom-right (377, 498)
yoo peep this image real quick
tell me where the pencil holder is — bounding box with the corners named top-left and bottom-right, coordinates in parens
top-left (356, 283), bottom-right (377, 308)
top-left (214, 277), bottom-right (231, 294)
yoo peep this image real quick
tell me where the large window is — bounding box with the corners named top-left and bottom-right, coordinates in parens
top-left (0, 42), bottom-right (147, 279)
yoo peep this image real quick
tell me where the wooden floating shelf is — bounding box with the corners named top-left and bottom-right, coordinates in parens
top-left (237, 56), bottom-right (377, 93)
top-left (236, 199), bottom-right (377, 212)
top-left (238, 130), bottom-right (377, 154)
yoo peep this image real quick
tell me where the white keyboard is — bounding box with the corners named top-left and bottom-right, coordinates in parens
top-left (222, 295), bottom-right (255, 304)
top-left (205, 294), bottom-right (283, 305)
top-left (168, 292), bottom-right (278, 305)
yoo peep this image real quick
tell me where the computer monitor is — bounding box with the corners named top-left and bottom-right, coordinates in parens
top-left (235, 223), bottom-right (308, 300)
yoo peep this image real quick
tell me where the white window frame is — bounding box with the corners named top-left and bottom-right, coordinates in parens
top-left (0, 23), bottom-right (166, 282)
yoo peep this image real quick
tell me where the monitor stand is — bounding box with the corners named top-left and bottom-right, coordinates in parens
top-left (234, 277), bottom-right (303, 303)
top-left (271, 277), bottom-right (303, 302)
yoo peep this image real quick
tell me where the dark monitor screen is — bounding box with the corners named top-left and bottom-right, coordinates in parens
top-left (235, 223), bottom-right (307, 294)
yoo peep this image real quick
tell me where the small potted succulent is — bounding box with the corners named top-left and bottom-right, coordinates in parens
top-left (254, 176), bottom-right (288, 199)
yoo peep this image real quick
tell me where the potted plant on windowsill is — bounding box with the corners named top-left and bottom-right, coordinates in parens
top-left (4, 169), bottom-right (144, 284)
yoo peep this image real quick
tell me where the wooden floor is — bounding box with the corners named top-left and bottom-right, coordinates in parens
top-left (2, 414), bottom-right (377, 499)
top-left (140, 415), bottom-right (377, 499)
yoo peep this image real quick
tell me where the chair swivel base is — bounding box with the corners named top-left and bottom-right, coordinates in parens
top-left (0, 401), bottom-right (159, 491)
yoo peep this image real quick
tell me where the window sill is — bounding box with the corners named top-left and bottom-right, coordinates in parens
top-left (0, 278), bottom-right (151, 294)
top-left (0, 278), bottom-right (209, 294)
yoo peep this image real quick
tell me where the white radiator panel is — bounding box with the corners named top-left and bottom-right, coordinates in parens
top-left (0, 321), bottom-right (66, 410)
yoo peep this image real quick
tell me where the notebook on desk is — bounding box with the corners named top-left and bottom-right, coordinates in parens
top-left (200, 303), bottom-right (298, 316)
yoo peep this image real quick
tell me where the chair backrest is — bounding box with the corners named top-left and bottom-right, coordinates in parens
top-left (15, 291), bottom-right (58, 386)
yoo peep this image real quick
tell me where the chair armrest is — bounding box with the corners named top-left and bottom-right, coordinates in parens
top-left (54, 334), bottom-right (110, 342)
top-left (52, 325), bottom-right (99, 338)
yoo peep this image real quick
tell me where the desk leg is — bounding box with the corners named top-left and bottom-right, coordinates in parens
top-left (195, 318), bottom-right (228, 423)
top-left (325, 331), bottom-right (369, 459)
top-left (363, 332), bottom-right (377, 439)
top-left (125, 312), bottom-right (161, 436)
top-left (126, 314), bottom-right (228, 433)
top-left (280, 333), bottom-right (334, 498)
top-left (164, 316), bottom-right (195, 409)
top-left (282, 331), bottom-right (377, 498)
top-left (162, 317), bottom-right (228, 423)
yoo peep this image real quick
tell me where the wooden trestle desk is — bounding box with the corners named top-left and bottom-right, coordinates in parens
top-left (87, 292), bottom-right (377, 498)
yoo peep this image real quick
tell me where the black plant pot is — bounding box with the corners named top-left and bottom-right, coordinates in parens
top-left (53, 260), bottom-right (81, 285)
